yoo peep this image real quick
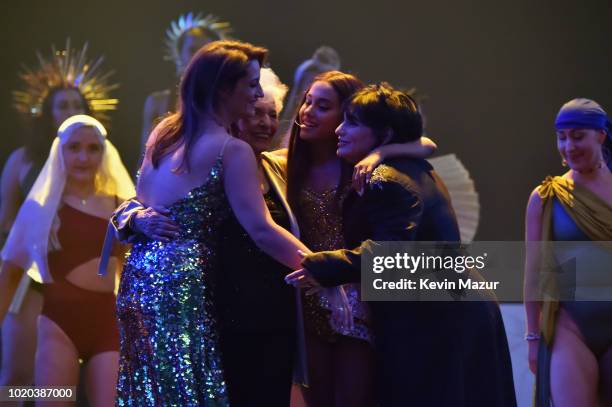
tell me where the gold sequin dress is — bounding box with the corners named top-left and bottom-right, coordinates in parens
top-left (298, 186), bottom-right (373, 344)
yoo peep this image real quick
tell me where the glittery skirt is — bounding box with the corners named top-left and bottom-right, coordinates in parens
top-left (115, 238), bottom-right (228, 406)
top-left (304, 283), bottom-right (374, 344)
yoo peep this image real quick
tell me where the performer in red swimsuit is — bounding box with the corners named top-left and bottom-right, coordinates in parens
top-left (0, 114), bottom-right (134, 405)
top-left (42, 203), bottom-right (124, 362)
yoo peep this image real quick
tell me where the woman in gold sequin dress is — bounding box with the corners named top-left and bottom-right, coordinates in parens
top-left (284, 71), bottom-right (436, 407)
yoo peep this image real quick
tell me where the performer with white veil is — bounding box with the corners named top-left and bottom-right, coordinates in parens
top-left (0, 115), bottom-right (134, 405)
top-left (0, 39), bottom-right (118, 394)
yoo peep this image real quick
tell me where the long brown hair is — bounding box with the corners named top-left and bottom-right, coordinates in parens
top-left (286, 71), bottom-right (364, 219)
top-left (150, 40), bottom-right (267, 171)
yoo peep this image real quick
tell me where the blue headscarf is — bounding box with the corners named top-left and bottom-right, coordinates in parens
top-left (555, 98), bottom-right (609, 130)
top-left (555, 98), bottom-right (612, 169)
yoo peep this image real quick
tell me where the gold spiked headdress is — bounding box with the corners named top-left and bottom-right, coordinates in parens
top-left (164, 12), bottom-right (232, 69)
top-left (13, 39), bottom-right (118, 125)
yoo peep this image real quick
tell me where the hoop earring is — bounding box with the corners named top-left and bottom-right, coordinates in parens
top-left (561, 159), bottom-right (568, 167)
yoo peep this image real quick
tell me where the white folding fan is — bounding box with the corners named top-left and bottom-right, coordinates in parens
top-left (429, 154), bottom-right (480, 242)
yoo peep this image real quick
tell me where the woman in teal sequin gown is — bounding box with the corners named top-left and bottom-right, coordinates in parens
top-left (115, 40), bottom-right (310, 406)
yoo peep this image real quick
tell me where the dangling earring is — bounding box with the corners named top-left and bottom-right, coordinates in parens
top-left (561, 159), bottom-right (568, 167)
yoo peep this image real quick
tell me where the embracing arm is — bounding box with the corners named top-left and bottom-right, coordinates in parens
top-left (109, 197), bottom-right (178, 243)
top-left (301, 180), bottom-right (423, 287)
top-left (375, 136), bottom-right (437, 159)
top-left (352, 137), bottom-right (437, 191)
top-left (224, 139), bottom-right (310, 269)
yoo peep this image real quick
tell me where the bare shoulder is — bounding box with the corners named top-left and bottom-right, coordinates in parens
top-left (2, 147), bottom-right (27, 178)
top-left (221, 138), bottom-right (257, 177)
top-left (224, 137), bottom-right (255, 157)
top-left (526, 187), bottom-right (543, 217)
top-left (6, 147), bottom-right (27, 165)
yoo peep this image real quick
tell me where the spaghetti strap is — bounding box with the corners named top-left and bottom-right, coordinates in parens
top-left (218, 137), bottom-right (232, 159)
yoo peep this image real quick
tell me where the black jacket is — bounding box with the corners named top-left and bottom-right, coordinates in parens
top-left (302, 157), bottom-right (516, 407)
top-left (303, 157), bottom-right (460, 285)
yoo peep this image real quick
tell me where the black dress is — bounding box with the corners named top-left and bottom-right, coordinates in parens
top-left (303, 158), bottom-right (517, 407)
top-left (215, 189), bottom-right (297, 407)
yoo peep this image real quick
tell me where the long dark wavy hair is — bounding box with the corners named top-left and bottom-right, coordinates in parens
top-left (23, 86), bottom-right (90, 167)
top-left (286, 71), bottom-right (364, 220)
top-left (150, 40), bottom-right (267, 172)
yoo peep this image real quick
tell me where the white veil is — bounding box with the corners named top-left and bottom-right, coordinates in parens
top-left (1, 114), bottom-right (135, 283)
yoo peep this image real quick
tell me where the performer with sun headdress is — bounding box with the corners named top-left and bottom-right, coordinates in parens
top-left (0, 42), bottom-right (135, 405)
top-left (140, 12), bottom-right (233, 155)
top-left (0, 40), bottom-right (125, 402)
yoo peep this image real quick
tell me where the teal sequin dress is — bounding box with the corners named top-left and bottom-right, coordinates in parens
top-left (116, 154), bottom-right (230, 406)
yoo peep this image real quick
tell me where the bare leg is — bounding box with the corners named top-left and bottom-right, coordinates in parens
top-left (333, 336), bottom-right (376, 407)
top-left (84, 351), bottom-right (118, 407)
top-left (0, 288), bottom-right (42, 386)
top-left (0, 288), bottom-right (42, 407)
top-left (34, 315), bottom-right (79, 407)
top-left (550, 308), bottom-right (599, 407)
top-left (300, 332), bottom-right (334, 407)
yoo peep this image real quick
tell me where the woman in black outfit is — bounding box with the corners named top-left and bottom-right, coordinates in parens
top-left (287, 83), bottom-right (516, 407)
top-left (213, 67), bottom-right (301, 406)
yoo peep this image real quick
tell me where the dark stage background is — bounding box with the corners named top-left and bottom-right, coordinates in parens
top-left (1, 0), bottom-right (610, 240)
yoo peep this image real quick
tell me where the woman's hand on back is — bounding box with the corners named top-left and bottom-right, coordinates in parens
top-left (133, 206), bottom-right (180, 242)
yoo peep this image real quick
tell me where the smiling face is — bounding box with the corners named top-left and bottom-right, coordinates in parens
top-left (557, 128), bottom-right (606, 172)
top-left (62, 126), bottom-right (104, 184)
top-left (223, 59), bottom-right (264, 122)
top-left (298, 80), bottom-right (343, 143)
top-left (236, 93), bottom-right (279, 155)
top-left (335, 113), bottom-right (380, 163)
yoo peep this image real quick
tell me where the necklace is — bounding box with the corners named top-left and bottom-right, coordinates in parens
top-left (66, 193), bottom-right (94, 206)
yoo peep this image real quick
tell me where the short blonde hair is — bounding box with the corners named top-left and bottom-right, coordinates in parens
top-left (259, 67), bottom-right (289, 114)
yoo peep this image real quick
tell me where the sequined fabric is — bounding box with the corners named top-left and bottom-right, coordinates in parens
top-left (298, 186), bottom-right (373, 344)
top-left (116, 156), bottom-right (229, 407)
